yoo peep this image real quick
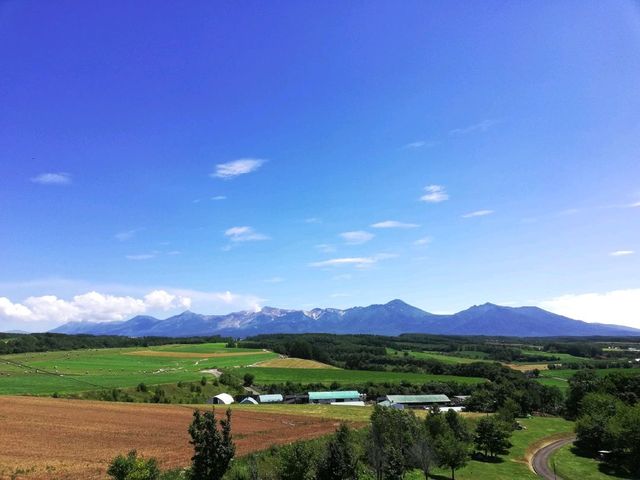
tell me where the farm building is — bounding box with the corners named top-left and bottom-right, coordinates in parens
top-left (381, 394), bottom-right (450, 409)
top-left (258, 394), bottom-right (283, 403)
top-left (240, 397), bottom-right (258, 404)
top-left (207, 393), bottom-right (235, 405)
top-left (308, 391), bottom-right (362, 404)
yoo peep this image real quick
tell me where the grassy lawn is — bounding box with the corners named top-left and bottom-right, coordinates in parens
top-left (229, 403), bottom-right (376, 422)
top-left (0, 345), bottom-right (277, 395)
top-left (551, 444), bottom-right (635, 480)
top-left (403, 416), bottom-right (574, 480)
top-left (230, 366), bottom-right (486, 386)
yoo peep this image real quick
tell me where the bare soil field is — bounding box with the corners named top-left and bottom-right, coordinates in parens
top-left (0, 396), bottom-right (343, 479)
top-left (254, 357), bottom-right (338, 369)
top-left (124, 350), bottom-right (272, 359)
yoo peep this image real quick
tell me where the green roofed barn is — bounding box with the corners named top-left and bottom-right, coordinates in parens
top-left (382, 394), bottom-right (450, 409)
top-left (308, 391), bottom-right (362, 404)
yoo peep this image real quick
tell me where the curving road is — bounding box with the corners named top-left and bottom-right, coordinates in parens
top-left (531, 436), bottom-right (575, 480)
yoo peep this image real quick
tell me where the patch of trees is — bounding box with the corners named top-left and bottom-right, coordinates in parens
top-left (565, 370), bottom-right (640, 419)
top-left (0, 332), bottom-right (231, 355)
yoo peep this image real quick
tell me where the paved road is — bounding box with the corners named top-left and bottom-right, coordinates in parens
top-left (531, 436), bottom-right (575, 480)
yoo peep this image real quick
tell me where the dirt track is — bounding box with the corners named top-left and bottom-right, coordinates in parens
top-left (0, 396), bottom-right (343, 479)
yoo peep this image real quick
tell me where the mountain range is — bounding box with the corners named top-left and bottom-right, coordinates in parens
top-left (50, 300), bottom-right (640, 338)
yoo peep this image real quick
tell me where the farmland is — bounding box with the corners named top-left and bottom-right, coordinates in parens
top-left (0, 343), bottom-right (277, 395)
top-left (0, 396), bottom-right (349, 479)
top-left (229, 366), bottom-right (486, 386)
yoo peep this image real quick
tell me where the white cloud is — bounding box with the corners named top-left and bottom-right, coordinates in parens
top-left (126, 254), bottom-right (156, 260)
top-left (30, 172), bottom-right (71, 185)
top-left (462, 210), bottom-right (494, 218)
top-left (404, 141), bottom-right (425, 149)
top-left (310, 257), bottom-right (376, 268)
top-left (212, 158), bottom-right (265, 179)
top-left (310, 253), bottom-right (397, 269)
top-left (305, 217), bottom-right (322, 224)
top-left (211, 195), bottom-right (227, 201)
top-left (224, 226), bottom-right (269, 242)
top-left (330, 293), bottom-right (352, 298)
top-left (610, 250), bottom-right (634, 257)
top-left (265, 276), bottom-right (285, 284)
top-left (449, 119), bottom-right (498, 136)
top-left (371, 220), bottom-right (420, 229)
top-left (340, 231), bottom-right (374, 245)
top-left (414, 236), bottom-right (432, 246)
top-left (0, 290), bottom-right (191, 326)
top-left (316, 244), bottom-right (336, 253)
top-left (539, 288), bottom-right (640, 328)
top-left (630, 201), bottom-right (640, 208)
top-left (420, 185), bottom-right (448, 203)
top-left (115, 229), bottom-right (139, 241)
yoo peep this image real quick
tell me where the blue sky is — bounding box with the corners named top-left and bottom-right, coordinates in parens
top-left (1, 1), bottom-right (640, 331)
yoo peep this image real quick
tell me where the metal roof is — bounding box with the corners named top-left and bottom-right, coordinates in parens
top-left (213, 393), bottom-right (235, 404)
top-left (240, 397), bottom-right (258, 404)
top-left (258, 394), bottom-right (283, 403)
top-left (385, 394), bottom-right (450, 404)
top-left (309, 391), bottom-right (361, 400)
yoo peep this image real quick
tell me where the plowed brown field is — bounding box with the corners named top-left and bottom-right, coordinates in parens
top-left (0, 396), bottom-right (343, 479)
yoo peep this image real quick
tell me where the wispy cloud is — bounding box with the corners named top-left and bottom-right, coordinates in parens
top-left (305, 217), bottom-right (322, 224)
top-left (414, 236), bottom-right (432, 246)
top-left (610, 250), bottom-right (634, 257)
top-left (462, 210), bottom-right (494, 218)
top-left (212, 158), bottom-right (265, 179)
top-left (224, 226), bottom-right (269, 242)
top-left (211, 195), bottom-right (227, 201)
top-left (371, 220), bottom-right (420, 229)
top-left (340, 230), bottom-right (374, 245)
top-left (30, 172), bottom-right (71, 185)
top-left (420, 185), bottom-right (448, 203)
top-left (310, 253), bottom-right (397, 269)
top-left (449, 119), bottom-right (498, 136)
top-left (265, 276), bottom-right (285, 284)
top-left (126, 253), bottom-right (156, 261)
top-left (330, 293), bottom-right (352, 298)
top-left (316, 244), bottom-right (336, 253)
top-left (115, 229), bottom-right (140, 242)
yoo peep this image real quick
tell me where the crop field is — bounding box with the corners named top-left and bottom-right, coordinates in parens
top-left (533, 367), bottom-right (640, 392)
top-left (254, 357), bottom-right (338, 369)
top-left (0, 343), bottom-right (277, 395)
top-left (0, 396), bottom-right (348, 480)
top-left (229, 366), bottom-right (486, 385)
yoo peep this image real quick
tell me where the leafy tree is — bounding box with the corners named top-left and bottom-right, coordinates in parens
top-left (366, 406), bottom-right (420, 480)
top-left (317, 423), bottom-right (358, 480)
top-left (575, 393), bottom-right (621, 453)
top-left (566, 370), bottom-right (601, 419)
top-left (496, 398), bottom-right (519, 427)
top-left (243, 373), bottom-right (255, 387)
top-left (445, 409), bottom-right (472, 443)
top-left (604, 403), bottom-right (640, 475)
top-left (408, 425), bottom-right (435, 480)
top-left (434, 431), bottom-right (470, 480)
top-left (136, 383), bottom-right (148, 393)
top-left (474, 416), bottom-right (512, 458)
top-left (107, 450), bottom-right (160, 480)
top-left (277, 441), bottom-right (317, 480)
top-left (201, 376), bottom-right (208, 387)
top-left (189, 408), bottom-right (235, 480)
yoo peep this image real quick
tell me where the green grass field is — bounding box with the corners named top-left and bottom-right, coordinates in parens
top-left (0, 343), bottom-right (277, 395)
top-left (386, 348), bottom-right (488, 364)
top-left (404, 416), bottom-right (574, 480)
top-left (229, 366), bottom-right (486, 385)
top-left (551, 444), bottom-right (634, 480)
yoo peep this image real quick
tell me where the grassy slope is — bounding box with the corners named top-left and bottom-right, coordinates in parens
top-left (552, 444), bottom-right (634, 480)
top-left (386, 348), bottom-right (486, 365)
top-left (0, 344), bottom-right (277, 395)
top-left (404, 416), bottom-right (574, 480)
top-left (230, 366), bottom-right (485, 385)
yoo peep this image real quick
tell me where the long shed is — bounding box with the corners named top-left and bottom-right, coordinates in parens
top-left (308, 391), bottom-right (362, 404)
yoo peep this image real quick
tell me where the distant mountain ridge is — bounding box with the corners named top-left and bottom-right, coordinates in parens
top-left (50, 299), bottom-right (640, 337)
